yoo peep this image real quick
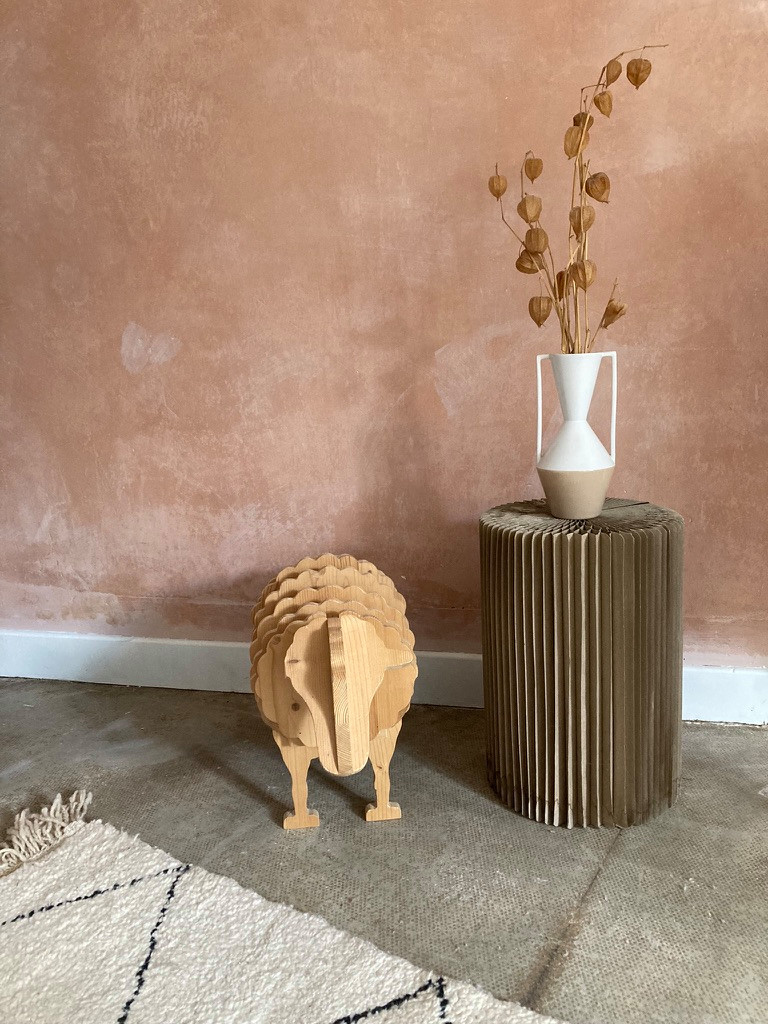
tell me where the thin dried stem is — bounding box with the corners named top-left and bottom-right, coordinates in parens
top-left (498, 197), bottom-right (527, 249)
top-left (612, 43), bottom-right (668, 57)
top-left (580, 156), bottom-right (589, 349)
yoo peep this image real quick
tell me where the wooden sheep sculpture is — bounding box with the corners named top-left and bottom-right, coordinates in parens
top-left (250, 554), bottom-right (418, 829)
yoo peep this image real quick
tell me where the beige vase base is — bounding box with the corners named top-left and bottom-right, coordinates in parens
top-left (537, 466), bottom-right (614, 520)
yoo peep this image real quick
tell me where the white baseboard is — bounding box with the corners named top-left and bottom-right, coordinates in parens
top-left (0, 629), bottom-right (483, 708)
top-left (680, 665), bottom-right (768, 725)
top-left (0, 629), bottom-right (765, 724)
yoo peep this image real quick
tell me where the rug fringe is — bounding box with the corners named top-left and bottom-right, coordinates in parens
top-left (0, 791), bottom-right (92, 875)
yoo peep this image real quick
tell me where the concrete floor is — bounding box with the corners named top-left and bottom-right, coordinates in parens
top-left (1, 678), bottom-right (766, 1024)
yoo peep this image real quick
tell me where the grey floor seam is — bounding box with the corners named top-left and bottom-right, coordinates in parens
top-left (521, 830), bottom-right (622, 1011)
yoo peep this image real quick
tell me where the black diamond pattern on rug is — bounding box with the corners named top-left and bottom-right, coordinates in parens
top-left (116, 863), bottom-right (190, 1023)
top-left (329, 975), bottom-right (452, 1023)
top-left (1, 861), bottom-right (191, 1024)
top-left (0, 862), bottom-right (186, 929)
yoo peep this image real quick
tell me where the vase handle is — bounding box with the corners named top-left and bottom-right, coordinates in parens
top-left (536, 354), bottom-right (550, 463)
top-left (603, 350), bottom-right (617, 463)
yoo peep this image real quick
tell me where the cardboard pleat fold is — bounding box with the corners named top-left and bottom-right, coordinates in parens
top-left (480, 500), bottom-right (684, 828)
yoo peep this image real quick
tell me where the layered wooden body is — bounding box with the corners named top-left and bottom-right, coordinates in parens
top-left (250, 553), bottom-right (417, 828)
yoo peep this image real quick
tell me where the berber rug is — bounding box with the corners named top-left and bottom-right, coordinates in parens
top-left (0, 793), bottom-right (562, 1024)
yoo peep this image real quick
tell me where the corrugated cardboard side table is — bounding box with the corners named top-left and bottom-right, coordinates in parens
top-left (479, 499), bottom-right (684, 828)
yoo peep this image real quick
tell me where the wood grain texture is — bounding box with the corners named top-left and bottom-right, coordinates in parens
top-left (251, 555), bottom-right (417, 828)
top-left (480, 500), bottom-right (684, 828)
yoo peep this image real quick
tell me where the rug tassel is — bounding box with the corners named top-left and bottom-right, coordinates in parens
top-left (0, 791), bottom-right (92, 875)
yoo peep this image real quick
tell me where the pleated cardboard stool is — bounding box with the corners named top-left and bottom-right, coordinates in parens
top-left (479, 499), bottom-right (684, 828)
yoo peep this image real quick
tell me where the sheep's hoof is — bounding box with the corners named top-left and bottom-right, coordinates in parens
top-left (365, 801), bottom-right (401, 822)
top-left (283, 809), bottom-right (320, 830)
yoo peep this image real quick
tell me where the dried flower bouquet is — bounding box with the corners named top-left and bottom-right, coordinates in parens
top-left (489, 46), bottom-right (666, 353)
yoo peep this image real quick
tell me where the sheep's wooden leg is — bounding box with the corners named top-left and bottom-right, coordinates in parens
top-left (273, 731), bottom-right (319, 830)
top-left (365, 722), bottom-right (402, 822)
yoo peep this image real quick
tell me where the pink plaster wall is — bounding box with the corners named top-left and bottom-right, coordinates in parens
top-left (2, 1), bottom-right (767, 663)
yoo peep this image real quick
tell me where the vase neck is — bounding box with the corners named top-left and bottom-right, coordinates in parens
top-left (550, 353), bottom-right (602, 420)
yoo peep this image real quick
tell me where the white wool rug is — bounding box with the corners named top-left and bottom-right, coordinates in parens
top-left (0, 794), bottom-right (562, 1024)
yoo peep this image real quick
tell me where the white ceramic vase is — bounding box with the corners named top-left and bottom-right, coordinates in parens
top-left (536, 351), bottom-right (617, 519)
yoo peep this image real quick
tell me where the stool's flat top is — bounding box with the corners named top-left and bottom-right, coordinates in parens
top-left (481, 498), bottom-right (683, 535)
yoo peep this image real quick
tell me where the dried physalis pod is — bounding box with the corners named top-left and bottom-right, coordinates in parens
top-left (528, 296), bottom-right (553, 327)
top-left (525, 227), bottom-right (548, 253)
top-left (564, 125), bottom-right (589, 158)
top-left (517, 195), bottom-right (542, 223)
top-left (516, 249), bottom-right (542, 274)
top-left (594, 90), bottom-right (613, 117)
top-left (555, 269), bottom-right (571, 299)
top-left (585, 171), bottom-right (611, 203)
top-left (488, 171), bottom-right (507, 200)
top-left (627, 57), bottom-right (652, 89)
top-left (605, 59), bottom-right (622, 86)
top-left (569, 204), bottom-right (596, 236)
top-left (524, 154), bottom-right (543, 182)
top-left (572, 259), bottom-right (597, 289)
top-left (600, 298), bottom-right (627, 327)
top-left (572, 111), bottom-right (594, 130)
